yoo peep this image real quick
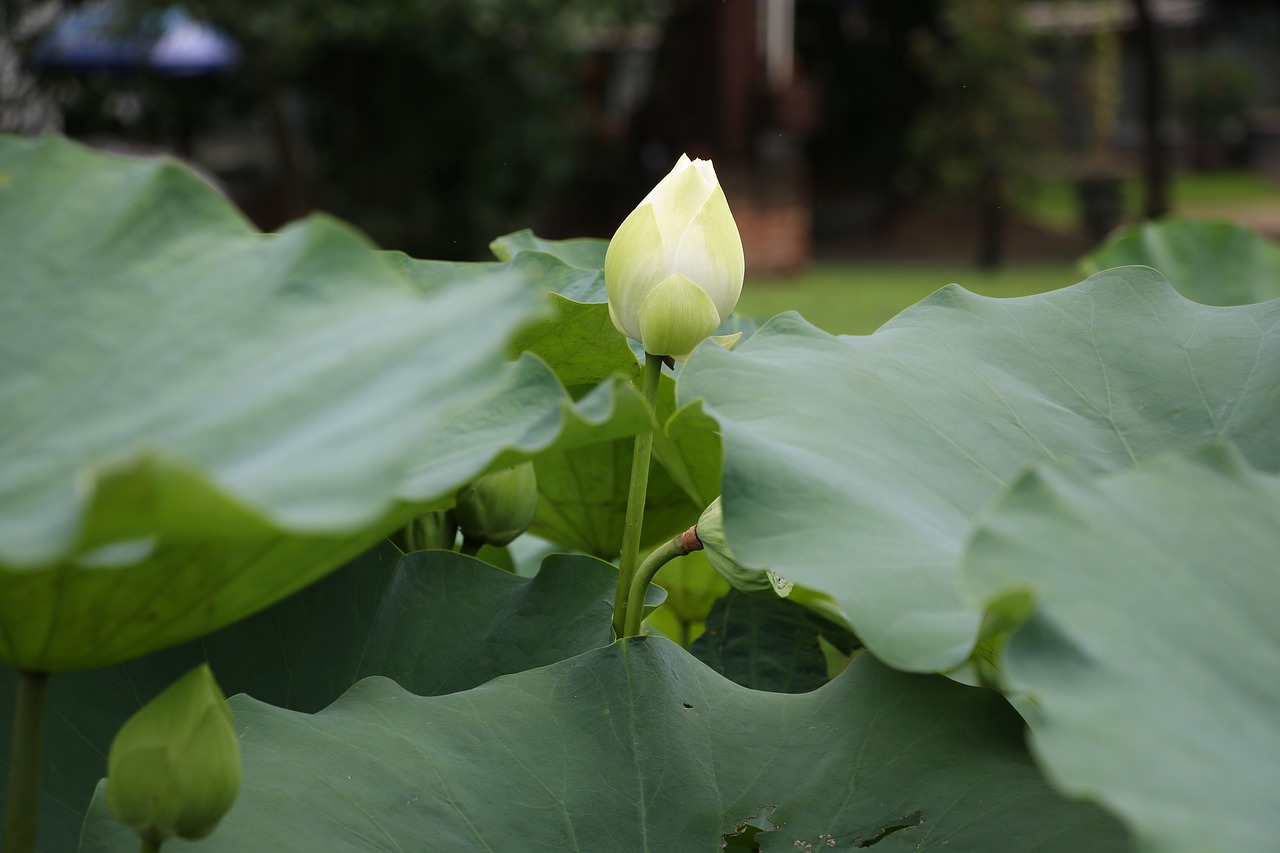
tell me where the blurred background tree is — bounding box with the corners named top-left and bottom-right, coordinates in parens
top-left (0, 0), bottom-right (64, 135)
top-left (793, 0), bottom-right (939, 250)
top-left (106, 0), bottom-right (668, 259)
top-left (7, 0), bottom-right (1279, 271)
top-left (903, 0), bottom-right (1059, 267)
top-left (1175, 49), bottom-right (1258, 167)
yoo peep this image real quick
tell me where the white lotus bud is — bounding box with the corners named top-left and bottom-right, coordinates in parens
top-left (605, 155), bottom-right (745, 358)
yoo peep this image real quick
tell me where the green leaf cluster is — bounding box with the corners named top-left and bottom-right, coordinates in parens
top-left (2, 138), bottom-right (1278, 853)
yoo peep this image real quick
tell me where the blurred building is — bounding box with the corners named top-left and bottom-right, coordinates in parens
top-left (1028, 0), bottom-right (1280, 171)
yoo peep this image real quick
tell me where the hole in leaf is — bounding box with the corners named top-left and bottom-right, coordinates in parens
top-left (851, 811), bottom-right (924, 847)
top-left (722, 806), bottom-right (778, 850)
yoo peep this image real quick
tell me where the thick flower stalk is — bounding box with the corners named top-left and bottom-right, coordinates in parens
top-left (605, 154), bottom-right (745, 359)
top-left (606, 154), bottom-right (744, 635)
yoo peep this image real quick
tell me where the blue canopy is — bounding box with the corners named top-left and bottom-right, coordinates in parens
top-left (31, 3), bottom-right (239, 76)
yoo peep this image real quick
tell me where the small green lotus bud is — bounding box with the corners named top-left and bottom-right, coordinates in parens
top-left (392, 509), bottom-right (458, 553)
top-left (696, 498), bottom-right (792, 597)
top-left (605, 154), bottom-right (745, 358)
top-left (455, 462), bottom-right (538, 548)
top-left (106, 663), bottom-right (241, 845)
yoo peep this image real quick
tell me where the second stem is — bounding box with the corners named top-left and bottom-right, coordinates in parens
top-left (612, 352), bottom-right (664, 636)
top-left (623, 527), bottom-right (701, 637)
top-left (3, 670), bottom-right (49, 853)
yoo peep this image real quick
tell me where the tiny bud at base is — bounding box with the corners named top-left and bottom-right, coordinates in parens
top-left (455, 462), bottom-right (539, 548)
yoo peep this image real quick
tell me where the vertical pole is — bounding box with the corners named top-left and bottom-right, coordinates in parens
top-left (717, 0), bottom-right (756, 161)
top-left (1132, 0), bottom-right (1170, 219)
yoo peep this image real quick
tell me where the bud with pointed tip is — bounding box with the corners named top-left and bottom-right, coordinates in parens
top-left (696, 498), bottom-right (792, 597)
top-left (455, 462), bottom-right (539, 548)
top-left (605, 155), bottom-right (745, 359)
top-left (106, 663), bottom-right (241, 845)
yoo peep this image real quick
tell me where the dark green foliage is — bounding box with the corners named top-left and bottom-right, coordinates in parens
top-left (692, 590), bottom-right (859, 694)
top-left (6, 133), bottom-right (1280, 853)
top-left (0, 545), bottom-right (635, 851)
top-left (150, 0), bottom-right (665, 258)
top-left (905, 0), bottom-right (1058, 196)
top-left (77, 643), bottom-right (1128, 852)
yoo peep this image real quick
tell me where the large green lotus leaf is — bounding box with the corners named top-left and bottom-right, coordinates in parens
top-left (1081, 217), bottom-right (1280, 305)
top-left (0, 544), bottom-right (632, 852)
top-left (77, 640), bottom-right (1126, 853)
top-left (679, 269), bottom-right (1280, 672)
top-left (962, 446), bottom-right (1280, 853)
top-left (0, 135), bottom-right (546, 670)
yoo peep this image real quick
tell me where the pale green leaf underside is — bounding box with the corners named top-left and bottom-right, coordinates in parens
top-left (963, 446), bottom-right (1280, 853)
top-left (0, 135), bottom-right (541, 669)
top-left (489, 230), bottom-right (608, 294)
top-left (78, 641), bottom-right (1125, 853)
top-left (679, 270), bottom-right (1280, 671)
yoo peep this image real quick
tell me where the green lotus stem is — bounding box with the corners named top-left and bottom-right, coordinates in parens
top-left (459, 537), bottom-right (483, 558)
top-left (3, 670), bottom-right (50, 853)
top-left (612, 353), bottom-right (665, 636)
top-left (624, 525), bottom-right (703, 636)
top-left (141, 839), bottom-right (162, 853)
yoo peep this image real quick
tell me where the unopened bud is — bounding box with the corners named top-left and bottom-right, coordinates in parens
top-left (605, 155), bottom-right (744, 359)
top-left (455, 462), bottom-right (539, 548)
top-left (106, 663), bottom-right (241, 844)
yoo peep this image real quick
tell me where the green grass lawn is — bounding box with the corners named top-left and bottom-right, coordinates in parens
top-left (742, 169), bottom-right (1278, 336)
top-left (740, 262), bottom-right (1083, 336)
top-left (1018, 170), bottom-right (1280, 231)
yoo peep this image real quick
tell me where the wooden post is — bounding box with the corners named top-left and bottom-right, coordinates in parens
top-left (716, 0), bottom-right (755, 161)
top-left (1132, 0), bottom-right (1170, 219)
